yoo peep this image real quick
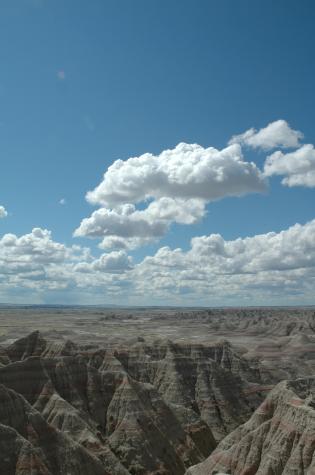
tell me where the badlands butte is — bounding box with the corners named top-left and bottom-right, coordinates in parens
top-left (0, 307), bottom-right (314, 475)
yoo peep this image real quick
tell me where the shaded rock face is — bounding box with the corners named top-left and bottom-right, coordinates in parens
top-left (0, 384), bottom-right (109, 475)
top-left (186, 378), bottom-right (315, 475)
top-left (6, 330), bottom-right (47, 362)
top-left (110, 339), bottom-right (267, 441)
top-left (0, 332), bottom-right (267, 475)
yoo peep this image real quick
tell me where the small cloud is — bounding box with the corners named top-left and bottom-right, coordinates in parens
top-left (0, 206), bottom-right (8, 218)
top-left (57, 70), bottom-right (65, 81)
top-left (229, 120), bottom-right (303, 150)
top-left (264, 144), bottom-right (315, 188)
top-left (59, 198), bottom-right (66, 205)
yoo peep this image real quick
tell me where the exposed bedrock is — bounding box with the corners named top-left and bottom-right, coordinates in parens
top-left (186, 377), bottom-right (315, 475)
top-left (0, 331), bottom-right (269, 474)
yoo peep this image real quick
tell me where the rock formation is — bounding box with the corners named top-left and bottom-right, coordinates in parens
top-left (186, 377), bottom-right (315, 475)
top-left (1, 327), bottom-right (314, 474)
top-left (0, 331), bottom-right (267, 474)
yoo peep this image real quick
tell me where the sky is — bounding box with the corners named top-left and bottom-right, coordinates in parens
top-left (0, 0), bottom-right (315, 305)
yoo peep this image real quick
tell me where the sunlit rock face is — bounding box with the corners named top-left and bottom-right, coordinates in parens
top-left (185, 378), bottom-right (315, 475)
top-left (0, 331), bottom-right (268, 475)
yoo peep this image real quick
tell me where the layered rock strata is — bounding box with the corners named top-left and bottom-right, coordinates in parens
top-left (0, 331), bottom-right (267, 474)
top-left (186, 377), bottom-right (315, 475)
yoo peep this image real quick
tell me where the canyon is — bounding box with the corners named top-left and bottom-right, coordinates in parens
top-left (0, 307), bottom-right (314, 474)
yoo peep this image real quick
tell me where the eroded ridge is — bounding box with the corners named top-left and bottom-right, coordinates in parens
top-left (0, 331), bottom-right (268, 475)
top-left (186, 378), bottom-right (315, 475)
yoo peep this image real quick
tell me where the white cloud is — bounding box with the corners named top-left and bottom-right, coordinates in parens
top-left (264, 144), bottom-right (315, 187)
top-left (0, 228), bottom-right (133, 300)
top-left (145, 197), bottom-right (206, 225)
top-left (74, 204), bottom-right (169, 249)
top-left (229, 120), bottom-right (303, 150)
top-left (1, 220), bottom-right (315, 305)
top-left (132, 219), bottom-right (315, 304)
top-left (86, 142), bottom-right (265, 206)
top-left (0, 228), bottom-right (67, 267)
top-left (74, 198), bottom-right (207, 249)
top-left (2, 119), bottom-right (313, 304)
top-left (0, 206), bottom-right (8, 218)
top-left (75, 142), bottom-right (266, 248)
top-left (75, 250), bottom-right (132, 274)
top-left (189, 220), bottom-right (315, 273)
top-left (99, 236), bottom-right (155, 251)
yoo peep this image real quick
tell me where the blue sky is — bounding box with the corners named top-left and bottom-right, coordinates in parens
top-left (0, 0), bottom-right (314, 305)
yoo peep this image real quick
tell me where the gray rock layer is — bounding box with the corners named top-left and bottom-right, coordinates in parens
top-left (0, 331), bottom-right (267, 475)
top-left (186, 378), bottom-right (315, 475)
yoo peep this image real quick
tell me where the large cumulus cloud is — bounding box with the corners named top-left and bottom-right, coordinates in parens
top-left (86, 142), bottom-right (265, 206)
top-left (74, 142), bottom-right (266, 249)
